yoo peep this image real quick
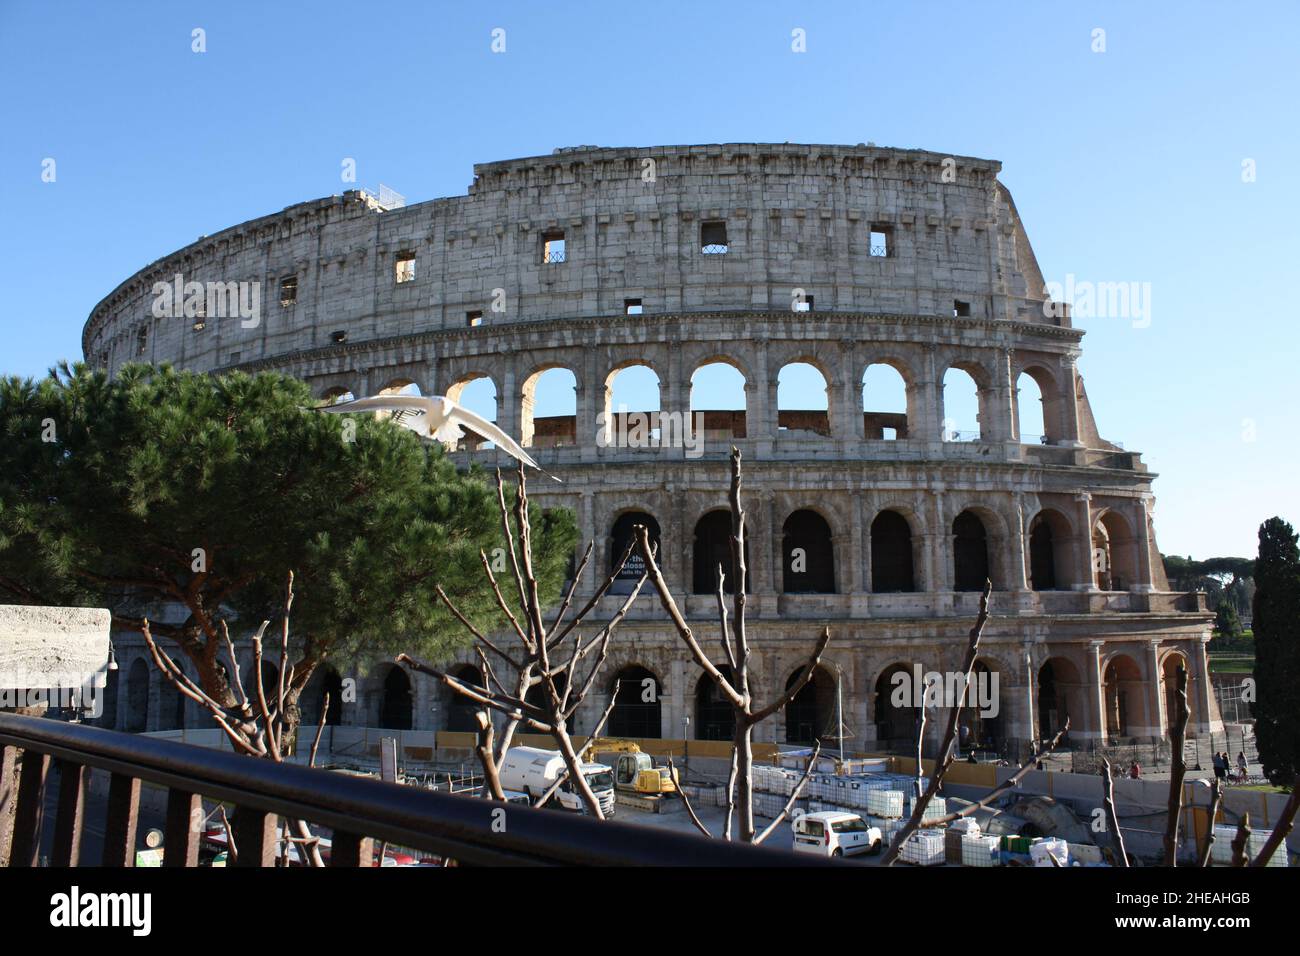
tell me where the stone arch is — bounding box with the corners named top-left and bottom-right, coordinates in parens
top-left (1028, 508), bottom-right (1074, 591)
top-left (608, 665), bottom-right (663, 739)
top-left (1015, 364), bottom-right (1064, 445)
top-left (777, 361), bottom-right (830, 437)
top-left (521, 364), bottom-right (578, 448)
top-left (862, 359), bottom-right (914, 440)
top-left (1037, 657), bottom-right (1083, 740)
top-left (378, 664), bottom-right (413, 730)
top-left (940, 363), bottom-right (985, 441)
top-left (604, 362), bottom-right (661, 446)
top-left (444, 664), bottom-right (481, 733)
top-left (874, 662), bottom-right (919, 750)
top-left (445, 373), bottom-right (498, 450)
top-left (157, 666), bottom-right (187, 731)
top-left (690, 358), bottom-right (747, 441)
top-left (784, 664), bottom-right (836, 745)
top-left (1093, 508), bottom-right (1139, 591)
top-left (320, 386), bottom-right (356, 405)
top-left (301, 666), bottom-right (344, 727)
top-left (782, 508), bottom-right (836, 593)
top-left (609, 510), bottom-right (661, 593)
top-left (959, 658), bottom-right (1007, 753)
top-left (871, 509), bottom-right (916, 593)
top-left (693, 508), bottom-right (749, 594)
top-left (377, 377), bottom-right (421, 396)
top-left (694, 666), bottom-right (736, 741)
top-left (125, 657), bottom-right (149, 733)
top-left (953, 509), bottom-right (991, 592)
top-left (1102, 653), bottom-right (1145, 740)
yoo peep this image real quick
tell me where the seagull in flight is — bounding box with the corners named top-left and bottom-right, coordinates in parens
top-left (317, 394), bottom-right (561, 481)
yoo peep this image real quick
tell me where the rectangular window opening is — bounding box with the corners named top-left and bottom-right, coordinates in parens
top-left (466, 310), bottom-right (483, 327)
top-left (869, 225), bottom-right (891, 258)
top-left (953, 299), bottom-right (971, 317)
top-left (624, 298), bottom-right (643, 315)
top-left (542, 230), bottom-right (567, 264)
top-left (395, 251), bottom-right (416, 283)
top-left (701, 220), bottom-right (729, 254)
top-left (793, 294), bottom-right (814, 313)
top-left (280, 275), bottom-right (298, 306)
top-left (136, 327), bottom-right (148, 355)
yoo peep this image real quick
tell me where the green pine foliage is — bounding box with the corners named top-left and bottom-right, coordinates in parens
top-left (1252, 517), bottom-right (1300, 788)
top-left (0, 362), bottom-right (576, 707)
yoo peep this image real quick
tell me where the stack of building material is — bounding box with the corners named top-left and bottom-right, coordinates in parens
top-left (944, 826), bottom-right (966, 864)
top-left (919, 797), bottom-right (948, 822)
top-left (1030, 837), bottom-right (1070, 867)
top-left (866, 789), bottom-right (904, 818)
top-left (1067, 843), bottom-right (1106, 865)
top-left (960, 834), bottom-right (1001, 867)
top-left (900, 829), bottom-right (945, 866)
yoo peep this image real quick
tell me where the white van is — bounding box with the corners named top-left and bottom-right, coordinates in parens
top-left (792, 811), bottom-right (883, 858)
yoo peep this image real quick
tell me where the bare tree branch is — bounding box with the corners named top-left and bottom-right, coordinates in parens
top-left (1101, 756), bottom-right (1130, 867)
top-left (666, 753), bottom-right (713, 839)
top-left (1163, 665), bottom-right (1190, 866)
top-left (755, 742), bottom-right (821, 845)
top-left (1198, 775), bottom-right (1222, 868)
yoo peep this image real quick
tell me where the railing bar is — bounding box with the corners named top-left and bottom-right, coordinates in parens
top-left (163, 789), bottom-right (202, 868)
top-left (0, 744), bottom-right (18, 866)
top-left (9, 750), bottom-right (50, 867)
top-left (330, 831), bottom-right (373, 867)
top-left (50, 759), bottom-right (87, 866)
top-left (231, 807), bottom-right (277, 867)
top-left (101, 772), bottom-right (141, 867)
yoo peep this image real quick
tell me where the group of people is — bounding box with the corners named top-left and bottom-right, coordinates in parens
top-left (1213, 750), bottom-right (1250, 784)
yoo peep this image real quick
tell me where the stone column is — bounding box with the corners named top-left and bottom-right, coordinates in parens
top-left (1059, 353), bottom-right (1083, 446)
top-left (1086, 640), bottom-right (1107, 742)
top-left (841, 341), bottom-right (863, 441)
top-left (1074, 493), bottom-right (1097, 591)
top-left (498, 362), bottom-right (518, 440)
top-left (1191, 637), bottom-right (1217, 735)
top-left (753, 338), bottom-right (774, 456)
top-left (1133, 496), bottom-right (1155, 592)
top-left (1008, 494), bottom-right (1030, 593)
top-left (582, 350), bottom-right (602, 462)
top-left (1147, 641), bottom-right (1167, 739)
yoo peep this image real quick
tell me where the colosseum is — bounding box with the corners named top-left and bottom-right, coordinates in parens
top-left (84, 143), bottom-right (1218, 758)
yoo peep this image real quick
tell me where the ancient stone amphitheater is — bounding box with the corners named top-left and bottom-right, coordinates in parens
top-left (85, 143), bottom-right (1217, 756)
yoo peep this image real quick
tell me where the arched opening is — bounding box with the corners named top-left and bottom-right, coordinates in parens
top-left (777, 362), bottom-right (830, 436)
top-left (785, 666), bottom-right (835, 745)
top-left (1103, 655), bottom-right (1144, 740)
top-left (445, 375), bottom-right (498, 450)
top-left (378, 378), bottom-right (420, 397)
top-left (695, 667), bottom-right (736, 740)
top-left (604, 364), bottom-right (661, 447)
top-left (871, 510), bottom-right (915, 592)
top-left (301, 666), bottom-right (344, 727)
top-left (782, 509), bottom-right (836, 593)
top-left (158, 677), bottom-right (186, 731)
top-left (380, 666), bottom-right (413, 730)
top-left (958, 660), bottom-right (1005, 754)
top-left (953, 510), bottom-right (990, 592)
top-left (1016, 367), bottom-right (1062, 445)
top-left (693, 509), bottom-right (749, 594)
top-left (444, 664), bottom-right (481, 733)
top-left (1093, 510), bottom-right (1139, 592)
top-left (1028, 509), bottom-right (1072, 591)
top-left (874, 663), bottom-right (919, 751)
top-left (524, 672), bottom-right (569, 720)
top-left (608, 666), bottom-right (662, 739)
top-left (521, 366), bottom-right (577, 448)
top-left (125, 658), bottom-right (149, 733)
top-left (609, 511), bottom-right (661, 594)
top-left (862, 362), bottom-right (910, 440)
top-left (1037, 658), bottom-right (1081, 741)
top-left (941, 366), bottom-right (982, 441)
top-left (690, 360), bottom-right (747, 441)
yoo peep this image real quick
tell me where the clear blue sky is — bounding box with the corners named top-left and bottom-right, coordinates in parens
top-left (2, 0), bottom-right (1296, 560)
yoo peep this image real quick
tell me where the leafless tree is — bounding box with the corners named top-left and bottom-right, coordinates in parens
top-left (142, 572), bottom-right (327, 866)
top-left (633, 448), bottom-right (831, 843)
top-left (398, 464), bottom-right (645, 819)
top-left (1163, 665), bottom-right (1190, 865)
top-left (1197, 776), bottom-right (1223, 868)
top-left (1100, 756), bottom-right (1129, 867)
top-left (880, 582), bottom-right (993, 865)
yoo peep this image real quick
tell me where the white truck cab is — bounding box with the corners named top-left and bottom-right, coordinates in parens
top-left (499, 746), bottom-right (616, 817)
top-left (792, 811), bottom-right (883, 858)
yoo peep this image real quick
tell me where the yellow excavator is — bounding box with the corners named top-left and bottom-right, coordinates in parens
top-left (587, 738), bottom-right (679, 796)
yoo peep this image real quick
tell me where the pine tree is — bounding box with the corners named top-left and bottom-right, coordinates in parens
top-left (1252, 517), bottom-right (1300, 788)
top-left (0, 362), bottom-right (576, 749)
top-left (1215, 600), bottom-right (1242, 640)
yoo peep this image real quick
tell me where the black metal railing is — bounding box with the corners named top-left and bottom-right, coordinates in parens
top-left (0, 714), bottom-right (822, 867)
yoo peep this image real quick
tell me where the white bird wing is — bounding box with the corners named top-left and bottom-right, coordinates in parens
top-left (443, 399), bottom-right (562, 481)
top-left (316, 395), bottom-right (435, 437)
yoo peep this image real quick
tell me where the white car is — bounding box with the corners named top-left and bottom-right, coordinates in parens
top-left (792, 811), bottom-right (883, 858)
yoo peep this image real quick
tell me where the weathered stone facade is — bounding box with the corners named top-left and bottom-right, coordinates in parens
top-left (85, 144), bottom-right (1217, 754)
